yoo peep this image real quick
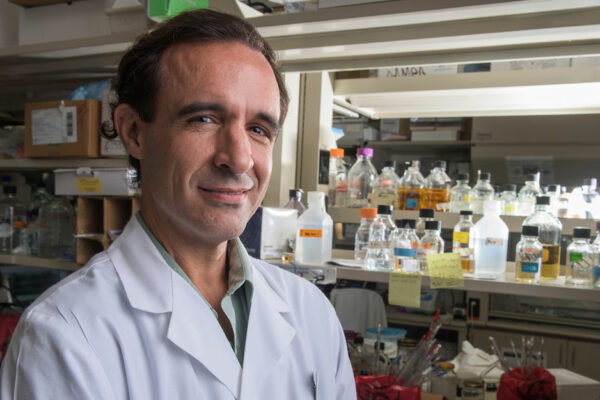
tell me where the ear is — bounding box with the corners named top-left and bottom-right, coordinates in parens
top-left (114, 103), bottom-right (145, 160)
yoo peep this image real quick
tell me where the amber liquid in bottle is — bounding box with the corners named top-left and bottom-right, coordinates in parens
top-left (400, 187), bottom-right (422, 210)
top-left (541, 244), bottom-right (561, 280)
top-left (427, 188), bottom-right (451, 211)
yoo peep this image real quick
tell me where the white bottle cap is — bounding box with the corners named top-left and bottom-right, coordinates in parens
top-left (307, 191), bottom-right (325, 207)
top-left (483, 199), bottom-right (501, 214)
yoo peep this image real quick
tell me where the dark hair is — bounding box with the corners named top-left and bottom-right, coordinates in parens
top-left (102, 9), bottom-right (289, 178)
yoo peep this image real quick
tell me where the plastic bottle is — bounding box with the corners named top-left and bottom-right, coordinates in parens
top-left (515, 225), bottom-right (543, 284)
top-left (470, 172), bottom-right (494, 214)
top-left (452, 210), bottom-right (474, 274)
top-left (417, 220), bottom-right (443, 272)
top-left (294, 192), bottom-right (333, 265)
top-left (416, 208), bottom-right (435, 239)
top-left (566, 227), bottom-right (593, 286)
top-left (365, 205), bottom-right (395, 271)
top-left (424, 160), bottom-right (451, 211)
top-left (449, 173), bottom-right (472, 213)
top-left (283, 189), bottom-right (306, 216)
top-left (392, 219), bottom-right (419, 272)
top-left (398, 160), bottom-right (425, 211)
top-left (545, 184), bottom-right (561, 217)
top-left (567, 187), bottom-right (588, 219)
top-left (473, 200), bottom-right (508, 279)
top-left (347, 147), bottom-right (377, 208)
top-left (0, 186), bottom-right (27, 254)
top-left (500, 184), bottom-right (518, 216)
top-left (522, 196), bottom-right (562, 281)
top-left (38, 197), bottom-right (76, 260)
top-left (592, 222), bottom-right (600, 288)
top-left (354, 207), bottom-right (377, 262)
top-left (371, 161), bottom-right (401, 207)
top-left (328, 149), bottom-right (347, 208)
top-left (518, 173), bottom-right (543, 216)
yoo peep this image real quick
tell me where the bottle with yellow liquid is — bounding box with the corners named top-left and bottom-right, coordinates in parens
top-left (452, 210), bottom-right (474, 273)
top-left (515, 225), bottom-right (543, 284)
top-left (522, 196), bottom-right (562, 281)
top-left (399, 161), bottom-right (425, 211)
top-left (424, 160), bottom-right (451, 211)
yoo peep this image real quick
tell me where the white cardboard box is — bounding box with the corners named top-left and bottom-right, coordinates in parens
top-left (54, 167), bottom-right (140, 196)
top-left (239, 207), bottom-right (298, 259)
top-left (551, 368), bottom-right (600, 400)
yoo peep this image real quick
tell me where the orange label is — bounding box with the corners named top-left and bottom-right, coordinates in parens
top-left (422, 242), bottom-right (432, 250)
top-left (13, 221), bottom-right (27, 229)
top-left (300, 229), bottom-right (322, 238)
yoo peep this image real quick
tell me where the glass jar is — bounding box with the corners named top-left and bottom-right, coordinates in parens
top-left (462, 378), bottom-right (485, 400)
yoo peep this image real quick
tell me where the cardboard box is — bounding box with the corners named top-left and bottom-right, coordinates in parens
top-left (25, 100), bottom-right (100, 158)
top-left (239, 207), bottom-right (298, 259)
top-left (54, 168), bottom-right (140, 196)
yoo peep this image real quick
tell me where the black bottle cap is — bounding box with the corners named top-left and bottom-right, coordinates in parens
top-left (583, 178), bottom-right (597, 186)
top-left (354, 336), bottom-right (364, 345)
top-left (432, 160), bottom-right (446, 169)
top-left (377, 205), bottom-right (393, 215)
top-left (547, 184), bottom-right (560, 192)
top-left (456, 173), bottom-right (469, 181)
top-left (525, 174), bottom-right (537, 181)
top-left (2, 185), bottom-right (16, 195)
top-left (573, 227), bottom-right (591, 239)
top-left (384, 160), bottom-right (396, 169)
top-left (419, 208), bottom-right (434, 218)
top-left (460, 210), bottom-right (473, 216)
top-left (502, 184), bottom-right (516, 192)
top-left (425, 220), bottom-right (441, 231)
top-left (535, 196), bottom-right (550, 205)
top-left (374, 342), bottom-right (385, 350)
top-left (522, 225), bottom-right (539, 236)
top-left (395, 219), bottom-right (416, 229)
top-left (289, 189), bottom-right (301, 198)
top-left (480, 172), bottom-right (491, 180)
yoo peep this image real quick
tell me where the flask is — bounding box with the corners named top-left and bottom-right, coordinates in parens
top-left (515, 225), bottom-right (543, 284)
top-left (38, 197), bottom-right (76, 260)
top-left (392, 219), bottom-right (419, 272)
top-left (592, 222), bottom-right (600, 288)
top-left (470, 172), bottom-right (494, 214)
top-left (347, 147), bottom-right (377, 208)
top-left (371, 161), bottom-right (401, 207)
top-left (0, 186), bottom-right (27, 254)
top-left (424, 160), bottom-right (451, 211)
top-left (545, 184), bottom-right (561, 217)
top-left (473, 200), bottom-right (508, 279)
top-left (282, 189), bottom-right (306, 216)
top-left (449, 173), bottom-right (472, 213)
top-left (417, 220), bottom-right (443, 272)
top-left (453, 210), bottom-right (475, 273)
top-left (518, 173), bottom-right (543, 216)
top-left (365, 205), bottom-right (395, 271)
top-left (566, 227), bottom-right (593, 286)
top-left (327, 148), bottom-right (347, 208)
top-left (416, 208), bottom-right (435, 239)
top-left (398, 160), bottom-right (425, 211)
top-left (354, 207), bottom-right (377, 262)
top-left (499, 184), bottom-right (518, 216)
top-left (294, 192), bottom-right (333, 265)
top-left (522, 196), bottom-right (562, 281)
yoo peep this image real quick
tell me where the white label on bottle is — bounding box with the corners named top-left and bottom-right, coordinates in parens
top-left (31, 106), bottom-right (77, 145)
top-left (485, 237), bottom-right (504, 246)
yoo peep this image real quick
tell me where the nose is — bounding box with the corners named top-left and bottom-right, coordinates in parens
top-left (213, 121), bottom-right (254, 175)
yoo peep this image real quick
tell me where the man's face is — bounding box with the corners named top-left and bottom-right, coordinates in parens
top-left (138, 41), bottom-right (280, 244)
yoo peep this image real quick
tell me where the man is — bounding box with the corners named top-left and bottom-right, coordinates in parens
top-left (0, 9), bottom-right (355, 399)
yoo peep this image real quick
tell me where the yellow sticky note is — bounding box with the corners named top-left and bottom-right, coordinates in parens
top-left (426, 253), bottom-right (464, 288)
top-left (76, 178), bottom-right (102, 193)
top-left (388, 272), bottom-right (421, 308)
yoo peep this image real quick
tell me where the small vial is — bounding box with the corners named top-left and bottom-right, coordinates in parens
top-left (452, 210), bottom-right (475, 273)
top-left (566, 227), bottom-right (594, 286)
top-left (515, 225), bottom-right (543, 284)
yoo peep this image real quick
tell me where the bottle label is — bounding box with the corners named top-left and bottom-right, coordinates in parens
top-left (394, 248), bottom-right (417, 258)
top-left (463, 194), bottom-right (472, 203)
top-left (504, 205), bottom-right (515, 213)
top-left (569, 252), bottom-right (583, 262)
top-left (405, 198), bottom-right (418, 210)
top-left (76, 178), bottom-right (103, 193)
top-left (593, 266), bottom-right (600, 278)
top-left (299, 229), bottom-right (322, 238)
top-left (520, 261), bottom-right (540, 273)
top-left (453, 231), bottom-right (469, 244)
top-left (12, 221), bottom-right (27, 229)
top-left (485, 237), bottom-right (504, 246)
top-left (421, 242), bottom-right (432, 250)
top-left (372, 190), bottom-right (398, 206)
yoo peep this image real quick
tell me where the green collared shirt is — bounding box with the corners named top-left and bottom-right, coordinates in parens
top-left (135, 212), bottom-right (253, 365)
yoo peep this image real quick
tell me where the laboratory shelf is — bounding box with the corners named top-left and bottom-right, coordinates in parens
top-left (0, 158), bottom-right (129, 171)
top-left (0, 254), bottom-right (80, 271)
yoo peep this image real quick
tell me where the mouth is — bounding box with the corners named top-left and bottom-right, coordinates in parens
top-left (198, 186), bottom-right (251, 204)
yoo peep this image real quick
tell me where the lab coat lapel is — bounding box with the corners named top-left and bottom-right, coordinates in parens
top-left (240, 262), bottom-right (296, 400)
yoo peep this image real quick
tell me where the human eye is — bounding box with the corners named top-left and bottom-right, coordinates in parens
top-left (249, 125), bottom-right (272, 140)
top-left (186, 115), bottom-right (214, 125)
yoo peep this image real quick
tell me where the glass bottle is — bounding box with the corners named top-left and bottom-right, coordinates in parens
top-left (327, 148), bottom-right (347, 208)
top-left (518, 173), bottom-right (543, 216)
top-left (365, 205), bottom-right (395, 271)
top-left (0, 186), bottom-right (27, 254)
top-left (283, 189), bottom-right (306, 216)
top-left (295, 192), bottom-right (333, 265)
top-left (392, 218), bottom-right (419, 272)
top-left (347, 147), bottom-right (377, 208)
top-left (545, 184), bottom-right (561, 217)
top-left (398, 160), bottom-right (425, 211)
top-left (28, 183), bottom-right (52, 221)
top-left (470, 172), bottom-right (494, 214)
top-left (592, 222), bottom-right (600, 288)
top-left (500, 184), bottom-right (518, 216)
top-left (350, 336), bottom-right (368, 376)
top-left (473, 200), bottom-right (509, 280)
top-left (424, 160), bottom-right (452, 211)
top-left (371, 160), bottom-right (401, 207)
top-left (450, 173), bottom-right (472, 213)
top-left (416, 208), bottom-right (435, 239)
top-left (453, 210), bottom-right (475, 274)
top-left (566, 227), bottom-right (593, 286)
top-left (38, 197), bottom-right (76, 260)
top-left (354, 207), bottom-right (377, 262)
top-left (522, 196), bottom-right (562, 281)
top-left (582, 178), bottom-right (599, 219)
top-left (417, 220), bottom-right (444, 272)
top-left (515, 225), bottom-right (543, 284)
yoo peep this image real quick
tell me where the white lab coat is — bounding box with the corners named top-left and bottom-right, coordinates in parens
top-left (0, 217), bottom-right (355, 399)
